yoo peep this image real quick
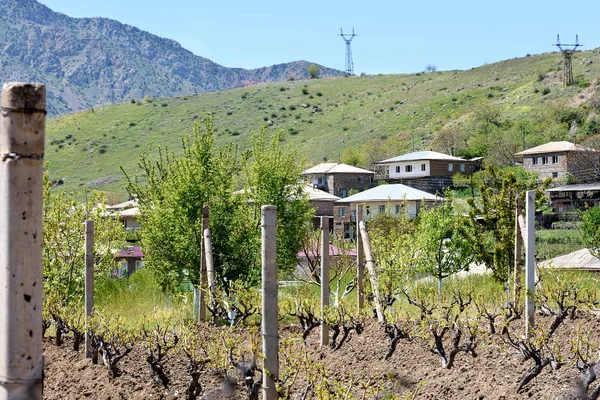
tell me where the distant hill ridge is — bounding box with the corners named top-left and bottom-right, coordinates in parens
top-left (0, 0), bottom-right (344, 115)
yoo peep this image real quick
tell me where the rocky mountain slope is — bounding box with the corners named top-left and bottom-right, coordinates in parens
top-left (0, 0), bottom-right (343, 115)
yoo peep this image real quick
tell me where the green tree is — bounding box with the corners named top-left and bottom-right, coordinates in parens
top-left (368, 207), bottom-right (418, 301)
top-left (244, 130), bottom-right (313, 275)
top-left (417, 197), bottom-right (475, 294)
top-left (125, 119), bottom-right (312, 290)
top-left (125, 117), bottom-right (254, 290)
top-left (43, 173), bottom-right (126, 308)
top-left (466, 165), bottom-right (548, 282)
top-left (307, 64), bottom-right (320, 79)
top-left (580, 206), bottom-right (600, 258)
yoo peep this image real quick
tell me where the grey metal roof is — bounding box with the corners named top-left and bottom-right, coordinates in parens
top-left (546, 183), bottom-right (600, 192)
top-left (375, 150), bottom-right (466, 164)
top-left (302, 163), bottom-right (374, 175)
top-left (539, 248), bottom-right (600, 271)
top-left (335, 184), bottom-right (443, 203)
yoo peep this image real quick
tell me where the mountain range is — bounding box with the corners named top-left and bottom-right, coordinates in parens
top-left (0, 0), bottom-right (344, 115)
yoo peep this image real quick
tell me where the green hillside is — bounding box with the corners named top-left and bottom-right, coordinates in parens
top-left (46, 49), bottom-right (600, 198)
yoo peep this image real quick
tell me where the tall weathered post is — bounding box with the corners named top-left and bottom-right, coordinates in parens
top-left (0, 83), bottom-right (46, 399)
top-left (261, 206), bottom-right (278, 400)
top-left (359, 220), bottom-right (385, 324)
top-left (198, 205), bottom-right (209, 323)
top-left (203, 228), bottom-right (216, 324)
top-left (355, 205), bottom-right (364, 310)
top-left (84, 220), bottom-right (94, 359)
top-left (525, 190), bottom-right (536, 335)
top-left (320, 216), bottom-right (330, 347)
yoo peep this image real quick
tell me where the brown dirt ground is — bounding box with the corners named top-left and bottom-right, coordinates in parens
top-left (43, 312), bottom-right (600, 399)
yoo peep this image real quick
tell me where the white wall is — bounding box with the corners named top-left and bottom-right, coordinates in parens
top-left (350, 201), bottom-right (419, 219)
top-left (387, 161), bottom-right (430, 179)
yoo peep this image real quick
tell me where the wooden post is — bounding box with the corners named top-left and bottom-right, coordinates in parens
top-left (320, 216), bottom-right (330, 346)
top-left (0, 82), bottom-right (46, 399)
top-left (203, 228), bottom-right (216, 324)
top-left (261, 206), bottom-right (278, 400)
top-left (356, 204), bottom-right (364, 310)
top-left (513, 196), bottom-right (522, 306)
top-left (198, 205), bottom-right (209, 323)
top-left (525, 190), bottom-right (536, 335)
top-left (84, 220), bottom-right (94, 359)
top-left (359, 220), bottom-right (385, 324)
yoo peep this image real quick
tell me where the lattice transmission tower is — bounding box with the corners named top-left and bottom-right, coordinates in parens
top-left (339, 28), bottom-right (357, 76)
top-left (554, 34), bottom-right (582, 86)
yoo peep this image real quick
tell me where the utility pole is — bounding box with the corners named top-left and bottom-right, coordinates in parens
top-left (554, 34), bottom-right (582, 86)
top-left (339, 28), bottom-right (357, 76)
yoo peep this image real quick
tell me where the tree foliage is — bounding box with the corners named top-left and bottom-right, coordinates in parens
top-left (466, 165), bottom-right (549, 282)
top-left (417, 197), bottom-right (475, 294)
top-left (125, 119), bottom-right (312, 290)
top-left (307, 64), bottom-right (320, 79)
top-left (43, 173), bottom-right (126, 308)
top-left (580, 206), bottom-right (600, 258)
top-left (244, 130), bottom-right (313, 275)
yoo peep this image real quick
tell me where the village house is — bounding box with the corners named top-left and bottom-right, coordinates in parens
top-left (107, 199), bottom-right (141, 234)
top-left (301, 163), bottom-right (375, 198)
top-left (514, 141), bottom-right (599, 183)
top-left (546, 183), bottom-right (600, 212)
top-left (374, 150), bottom-right (477, 194)
top-left (333, 184), bottom-right (443, 238)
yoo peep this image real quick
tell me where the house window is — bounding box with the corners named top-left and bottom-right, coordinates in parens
top-left (317, 177), bottom-right (323, 184)
top-left (532, 157), bottom-right (538, 165)
top-left (421, 164), bottom-right (426, 171)
top-left (135, 260), bottom-right (143, 270)
top-left (395, 166), bottom-right (401, 173)
top-left (552, 155), bottom-right (558, 164)
top-left (341, 190), bottom-right (347, 197)
top-left (338, 207), bottom-right (345, 217)
top-left (358, 176), bottom-right (364, 183)
top-left (379, 205), bottom-right (385, 213)
top-left (365, 206), bottom-right (371, 215)
top-left (552, 172), bottom-right (558, 178)
top-left (369, 176), bottom-right (374, 183)
top-left (542, 156), bottom-right (548, 165)
top-left (405, 165), bottom-right (413, 173)
top-left (395, 204), bottom-right (403, 214)
top-left (460, 164), bottom-right (465, 172)
top-left (448, 164), bottom-right (453, 172)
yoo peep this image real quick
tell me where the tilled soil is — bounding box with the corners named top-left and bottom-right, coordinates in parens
top-left (43, 312), bottom-right (600, 399)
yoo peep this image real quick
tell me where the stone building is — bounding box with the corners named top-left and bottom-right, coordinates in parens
top-left (301, 163), bottom-right (375, 198)
top-left (374, 151), bottom-right (477, 194)
top-left (514, 141), bottom-right (599, 183)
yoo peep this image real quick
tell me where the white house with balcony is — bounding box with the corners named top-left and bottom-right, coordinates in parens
top-left (373, 150), bottom-right (477, 193)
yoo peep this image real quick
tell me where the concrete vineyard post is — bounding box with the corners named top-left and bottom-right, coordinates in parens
top-left (356, 204), bottom-right (364, 310)
top-left (525, 190), bottom-right (536, 336)
top-left (359, 220), bottom-right (385, 324)
top-left (203, 228), bottom-right (216, 324)
top-left (0, 83), bottom-right (46, 400)
top-left (261, 206), bottom-right (278, 400)
top-left (320, 216), bottom-right (330, 347)
top-left (84, 220), bottom-right (94, 359)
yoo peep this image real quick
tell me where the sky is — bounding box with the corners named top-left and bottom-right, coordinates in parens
top-left (37, 0), bottom-right (600, 75)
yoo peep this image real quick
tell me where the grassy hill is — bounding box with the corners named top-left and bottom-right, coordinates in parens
top-left (46, 49), bottom-right (600, 198)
